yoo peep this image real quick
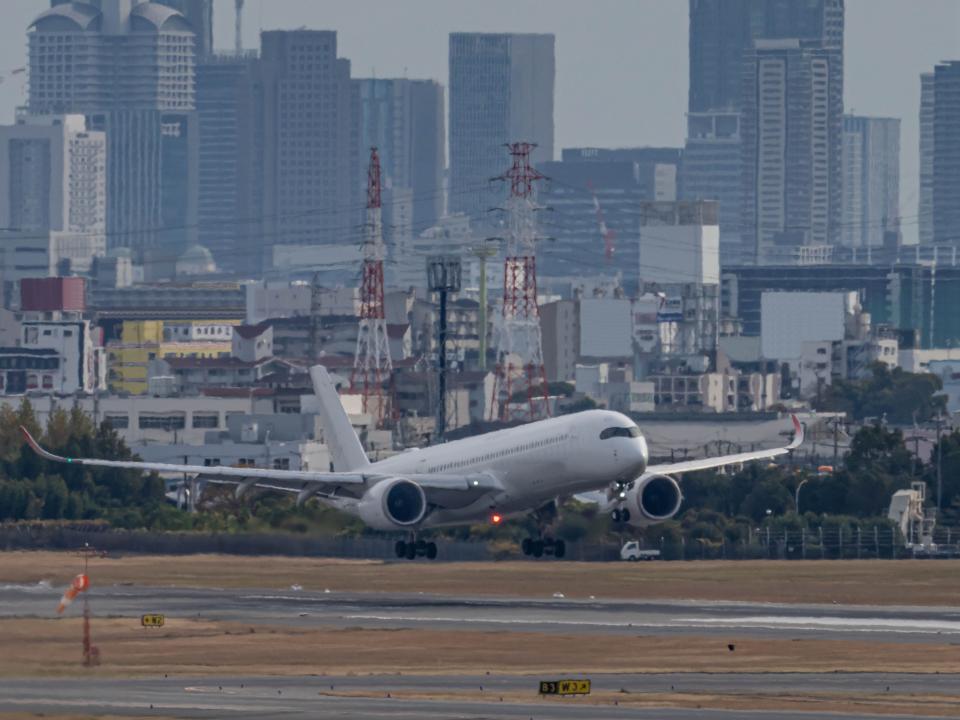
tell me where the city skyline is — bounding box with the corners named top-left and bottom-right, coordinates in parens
top-left (0, 0), bottom-right (955, 246)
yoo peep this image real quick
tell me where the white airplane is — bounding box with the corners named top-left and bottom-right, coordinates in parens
top-left (21, 365), bottom-right (803, 561)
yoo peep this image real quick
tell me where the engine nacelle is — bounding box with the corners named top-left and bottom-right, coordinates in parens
top-left (623, 474), bottom-right (683, 527)
top-left (356, 478), bottom-right (428, 530)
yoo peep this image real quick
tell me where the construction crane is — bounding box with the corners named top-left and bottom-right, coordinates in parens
top-left (587, 180), bottom-right (616, 262)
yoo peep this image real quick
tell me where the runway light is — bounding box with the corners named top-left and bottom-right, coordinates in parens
top-left (491, 513), bottom-right (503, 525)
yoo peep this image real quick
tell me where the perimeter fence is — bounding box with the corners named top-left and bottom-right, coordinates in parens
top-left (2, 522), bottom-right (959, 562)
top-left (641, 525), bottom-right (960, 561)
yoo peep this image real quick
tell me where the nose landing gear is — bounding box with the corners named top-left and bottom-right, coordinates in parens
top-left (611, 508), bottom-right (631, 523)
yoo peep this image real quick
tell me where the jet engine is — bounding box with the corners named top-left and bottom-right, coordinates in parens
top-left (357, 478), bottom-right (428, 530)
top-left (612, 474), bottom-right (683, 527)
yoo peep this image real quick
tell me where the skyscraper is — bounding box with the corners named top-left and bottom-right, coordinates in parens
top-left (932, 62), bottom-right (960, 247)
top-left (157, 0), bottom-right (213, 58)
top-left (258, 31), bottom-right (356, 265)
top-left (686, 0), bottom-right (844, 263)
top-left (195, 52), bottom-right (261, 275)
top-left (680, 111), bottom-right (744, 262)
top-left (741, 39), bottom-right (843, 262)
top-left (841, 115), bottom-right (900, 249)
top-left (355, 78), bottom-right (445, 232)
top-left (919, 72), bottom-right (935, 246)
top-left (689, 0), bottom-right (844, 114)
top-left (448, 33), bottom-right (555, 221)
top-left (27, 0), bottom-right (198, 266)
top-left (0, 114), bottom-right (107, 275)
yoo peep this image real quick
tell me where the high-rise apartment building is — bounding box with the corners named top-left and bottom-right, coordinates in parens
top-left (841, 115), bottom-right (900, 248)
top-left (196, 52), bottom-right (261, 275)
top-left (0, 114), bottom-right (107, 279)
top-left (687, 0), bottom-right (843, 264)
top-left (448, 33), bottom-right (554, 221)
top-left (920, 72), bottom-right (935, 246)
top-left (741, 39), bottom-right (843, 263)
top-left (689, 0), bottom-right (844, 114)
top-left (932, 61), bottom-right (960, 247)
top-left (157, 0), bottom-right (213, 58)
top-left (355, 78), bottom-right (445, 233)
top-left (28, 0), bottom-right (198, 266)
top-left (258, 31), bottom-right (356, 265)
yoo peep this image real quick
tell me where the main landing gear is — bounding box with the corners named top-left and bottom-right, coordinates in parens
top-left (521, 536), bottom-right (566, 559)
top-left (395, 537), bottom-right (438, 560)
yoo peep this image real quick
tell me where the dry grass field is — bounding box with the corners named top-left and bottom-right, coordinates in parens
top-left (4, 617), bottom-right (960, 679)
top-left (2, 551), bottom-right (960, 606)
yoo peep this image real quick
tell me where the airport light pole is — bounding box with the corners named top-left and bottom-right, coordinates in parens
top-left (427, 255), bottom-right (462, 443)
top-left (469, 240), bottom-right (499, 371)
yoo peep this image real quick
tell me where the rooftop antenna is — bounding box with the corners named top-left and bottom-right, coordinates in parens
top-left (235, 0), bottom-right (246, 53)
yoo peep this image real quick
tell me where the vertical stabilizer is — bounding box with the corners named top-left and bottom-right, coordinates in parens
top-left (310, 365), bottom-right (370, 471)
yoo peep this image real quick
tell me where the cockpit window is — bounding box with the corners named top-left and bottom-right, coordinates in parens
top-left (600, 426), bottom-right (642, 440)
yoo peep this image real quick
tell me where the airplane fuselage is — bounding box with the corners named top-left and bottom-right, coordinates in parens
top-left (323, 409), bottom-right (649, 528)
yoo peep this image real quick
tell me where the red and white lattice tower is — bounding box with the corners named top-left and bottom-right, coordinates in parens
top-left (351, 147), bottom-right (392, 424)
top-left (490, 142), bottom-right (551, 422)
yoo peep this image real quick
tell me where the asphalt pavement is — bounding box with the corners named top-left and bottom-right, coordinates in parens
top-left (2, 674), bottom-right (960, 720)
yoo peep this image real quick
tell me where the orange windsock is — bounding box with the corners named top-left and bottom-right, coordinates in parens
top-left (56, 574), bottom-right (89, 614)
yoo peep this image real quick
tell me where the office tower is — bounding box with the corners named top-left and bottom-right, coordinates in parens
top-left (28, 0), bottom-right (198, 266)
top-left (919, 72), bottom-right (935, 246)
top-left (932, 62), bottom-right (960, 247)
top-left (157, 0), bottom-right (213, 58)
top-left (355, 78), bottom-right (445, 233)
top-left (680, 111), bottom-right (744, 263)
top-left (689, 0), bottom-right (844, 114)
top-left (687, 0), bottom-right (843, 263)
top-left (741, 40), bottom-right (843, 263)
top-left (539, 148), bottom-right (681, 291)
top-left (258, 30), bottom-right (356, 262)
top-left (449, 33), bottom-right (554, 221)
top-left (0, 114), bottom-right (107, 278)
top-left (196, 52), bottom-right (261, 275)
top-left (841, 115), bottom-right (900, 249)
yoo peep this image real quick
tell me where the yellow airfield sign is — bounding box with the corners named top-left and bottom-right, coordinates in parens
top-left (539, 679), bottom-right (591, 696)
top-left (141, 614), bottom-right (165, 628)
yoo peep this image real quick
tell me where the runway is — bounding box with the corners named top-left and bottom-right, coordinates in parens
top-left (1, 674), bottom-right (959, 719)
top-left (2, 581), bottom-right (960, 718)
top-left (3, 581), bottom-right (960, 642)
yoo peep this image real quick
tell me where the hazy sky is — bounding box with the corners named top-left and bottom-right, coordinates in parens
top-left (4, 0), bottom-right (958, 242)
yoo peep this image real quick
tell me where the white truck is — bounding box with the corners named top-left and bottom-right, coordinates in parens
top-left (620, 541), bottom-right (660, 561)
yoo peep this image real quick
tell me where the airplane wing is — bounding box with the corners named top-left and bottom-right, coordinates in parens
top-left (644, 414), bottom-right (804, 476)
top-left (19, 426), bottom-right (500, 507)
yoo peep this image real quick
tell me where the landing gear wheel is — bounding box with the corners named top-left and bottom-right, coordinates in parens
top-left (532, 540), bottom-right (544, 558)
top-left (394, 540), bottom-right (407, 559)
top-left (405, 542), bottom-right (417, 560)
top-left (426, 542), bottom-right (438, 560)
top-left (554, 540), bottom-right (566, 559)
top-left (611, 509), bottom-right (622, 523)
top-left (521, 538), bottom-right (533, 556)
top-left (621, 509), bottom-right (631, 523)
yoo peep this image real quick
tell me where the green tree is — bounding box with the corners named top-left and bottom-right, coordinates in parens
top-left (820, 363), bottom-right (946, 424)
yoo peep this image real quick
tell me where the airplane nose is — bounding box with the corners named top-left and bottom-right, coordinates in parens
top-left (636, 435), bottom-right (649, 473)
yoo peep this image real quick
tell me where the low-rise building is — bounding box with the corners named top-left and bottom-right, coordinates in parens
top-left (106, 319), bottom-right (239, 394)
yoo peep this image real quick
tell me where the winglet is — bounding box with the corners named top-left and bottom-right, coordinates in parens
top-left (20, 425), bottom-right (71, 463)
top-left (786, 414), bottom-right (804, 450)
